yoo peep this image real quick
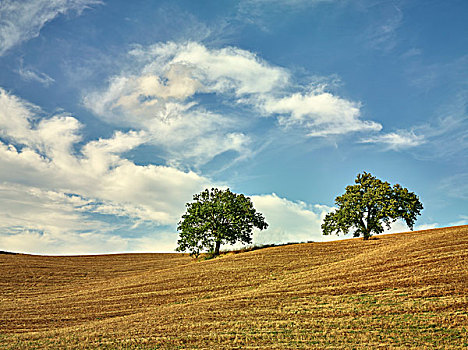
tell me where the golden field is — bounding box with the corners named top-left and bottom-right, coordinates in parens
top-left (1, 226), bottom-right (467, 349)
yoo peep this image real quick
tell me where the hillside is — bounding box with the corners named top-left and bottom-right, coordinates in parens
top-left (1, 226), bottom-right (467, 349)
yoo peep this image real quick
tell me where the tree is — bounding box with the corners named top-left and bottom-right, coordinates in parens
top-left (176, 188), bottom-right (268, 257)
top-left (322, 172), bottom-right (423, 240)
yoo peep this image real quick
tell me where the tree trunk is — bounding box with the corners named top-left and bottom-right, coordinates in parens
top-left (214, 240), bottom-right (221, 256)
top-left (364, 209), bottom-right (371, 240)
top-left (359, 218), bottom-right (371, 240)
top-left (363, 229), bottom-right (371, 240)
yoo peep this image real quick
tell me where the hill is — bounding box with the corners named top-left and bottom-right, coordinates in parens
top-left (1, 226), bottom-right (467, 349)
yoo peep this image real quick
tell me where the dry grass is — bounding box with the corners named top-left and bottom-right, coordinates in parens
top-left (1, 226), bottom-right (467, 349)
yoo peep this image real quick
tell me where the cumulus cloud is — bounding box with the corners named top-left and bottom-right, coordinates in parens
top-left (0, 0), bottom-right (102, 56)
top-left (0, 183), bottom-right (121, 255)
top-left (0, 88), bottom-right (214, 254)
top-left (0, 88), bottom-right (437, 254)
top-left (87, 42), bottom-right (288, 119)
top-left (84, 41), bottom-right (380, 167)
top-left (0, 182), bottom-right (181, 255)
top-left (262, 90), bottom-right (382, 136)
top-left (383, 220), bottom-right (439, 235)
top-left (166, 42), bottom-right (289, 95)
top-left (225, 192), bottom-right (434, 251)
top-left (0, 87), bottom-right (352, 254)
top-left (84, 42), bottom-right (290, 167)
top-left (0, 183), bottom-right (183, 255)
top-left (251, 193), bottom-right (333, 245)
top-left (251, 194), bottom-right (432, 244)
top-left (0, 87), bottom-right (349, 254)
top-left (84, 42), bottom-right (288, 166)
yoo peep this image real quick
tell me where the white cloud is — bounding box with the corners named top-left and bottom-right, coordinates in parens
top-left (0, 88), bottom-right (39, 143)
top-left (85, 41), bottom-right (380, 167)
top-left (360, 129), bottom-right (425, 150)
top-left (0, 88), bottom-right (216, 254)
top-left (231, 193), bottom-right (437, 249)
top-left (251, 193), bottom-right (334, 245)
top-left (0, 181), bottom-right (182, 255)
top-left (0, 88), bottom-right (442, 254)
top-left (383, 220), bottom-right (439, 235)
top-left (0, 0), bottom-right (102, 55)
top-left (0, 183), bottom-right (120, 255)
top-left (127, 233), bottom-right (182, 254)
top-left (84, 42), bottom-right (289, 167)
top-left (262, 90), bottom-right (382, 136)
top-left (0, 230), bottom-right (128, 256)
top-left (168, 42), bottom-right (289, 95)
top-left (0, 228), bottom-right (180, 255)
top-left (358, 82), bottom-right (467, 156)
top-left (0, 184), bottom-right (95, 236)
top-left (97, 41), bottom-right (288, 113)
top-left (0, 183), bottom-right (186, 255)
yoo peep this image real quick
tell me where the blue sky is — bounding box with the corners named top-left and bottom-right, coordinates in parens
top-left (0, 0), bottom-right (466, 254)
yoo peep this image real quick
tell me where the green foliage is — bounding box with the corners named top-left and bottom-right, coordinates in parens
top-left (322, 172), bottom-right (423, 240)
top-left (176, 188), bottom-right (268, 257)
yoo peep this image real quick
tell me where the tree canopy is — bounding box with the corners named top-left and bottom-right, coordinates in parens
top-left (322, 172), bottom-right (423, 240)
top-left (176, 188), bottom-right (268, 257)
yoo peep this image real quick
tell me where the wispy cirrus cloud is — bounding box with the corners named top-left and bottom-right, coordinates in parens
top-left (405, 54), bottom-right (468, 96)
top-left (413, 115), bottom-right (468, 161)
top-left (359, 113), bottom-right (468, 157)
top-left (18, 64), bottom-right (55, 86)
top-left (367, 7), bottom-right (402, 51)
top-left (360, 86), bottom-right (468, 157)
top-left (439, 173), bottom-right (468, 200)
top-left (237, 0), bottom-right (340, 30)
top-left (0, 0), bottom-right (102, 56)
top-left (360, 129), bottom-right (425, 150)
top-left (362, 2), bottom-right (403, 53)
top-left (241, 0), bottom-right (336, 5)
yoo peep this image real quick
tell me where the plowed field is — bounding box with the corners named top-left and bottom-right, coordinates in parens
top-left (1, 226), bottom-right (467, 349)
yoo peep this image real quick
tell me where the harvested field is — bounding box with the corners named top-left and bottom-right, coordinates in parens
top-left (1, 226), bottom-right (467, 349)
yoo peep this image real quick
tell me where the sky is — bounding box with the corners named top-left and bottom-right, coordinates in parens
top-left (0, 0), bottom-right (466, 255)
